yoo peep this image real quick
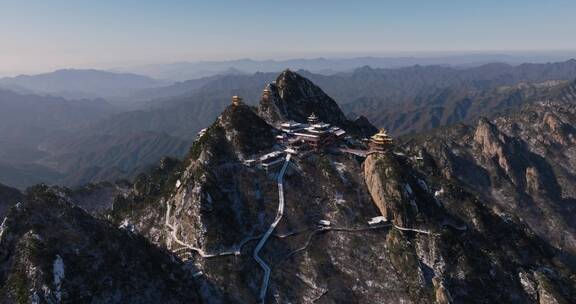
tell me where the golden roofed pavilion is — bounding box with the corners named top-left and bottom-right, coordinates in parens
top-left (369, 128), bottom-right (394, 152)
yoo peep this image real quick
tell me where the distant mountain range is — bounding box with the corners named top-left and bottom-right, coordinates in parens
top-left (115, 53), bottom-right (576, 81)
top-left (0, 88), bottom-right (187, 189)
top-left (0, 69), bottom-right (164, 100)
top-left (101, 60), bottom-right (576, 140)
top-left (0, 88), bottom-right (115, 145)
top-left (2, 59), bottom-right (576, 190)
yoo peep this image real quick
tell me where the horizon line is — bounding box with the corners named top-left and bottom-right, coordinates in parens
top-left (2, 49), bottom-right (576, 78)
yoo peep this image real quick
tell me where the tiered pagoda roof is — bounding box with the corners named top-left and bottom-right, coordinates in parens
top-left (262, 87), bottom-right (271, 101)
top-left (232, 95), bottom-right (243, 106)
top-left (307, 113), bottom-right (320, 124)
top-left (369, 128), bottom-right (394, 151)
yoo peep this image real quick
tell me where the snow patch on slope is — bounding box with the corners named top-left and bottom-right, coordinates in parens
top-left (332, 161), bottom-right (348, 182)
top-left (0, 217), bottom-right (7, 241)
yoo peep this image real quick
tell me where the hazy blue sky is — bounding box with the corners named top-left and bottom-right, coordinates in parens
top-left (1, 0), bottom-right (576, 74)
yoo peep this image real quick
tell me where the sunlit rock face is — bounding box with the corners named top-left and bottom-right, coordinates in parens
top-left (363, 153), bottom-right (412, 227)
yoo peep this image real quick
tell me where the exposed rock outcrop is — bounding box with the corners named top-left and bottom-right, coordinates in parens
top-left (473, 117), bottom-right (513, 176)
top-left (543, 112), bottom-right (575, 145)
top-left (406, 101), bottom-right (576, 263)
top-left (363, 153), bottom-right (412, 226)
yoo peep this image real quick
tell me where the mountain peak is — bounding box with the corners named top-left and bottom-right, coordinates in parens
top-left (258, 70), bottom-right (376, 137)
top-left (189, 96), bottom-right (276, 163)
top-left (276, 68), bottom-right (301, 83)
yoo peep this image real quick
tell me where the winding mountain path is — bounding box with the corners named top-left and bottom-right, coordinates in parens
top-left (253, 154), bottom-right (291, 303)
top-left (392, 224), bottom-right (434, 235)
top-left (275, 223), bottom-right (434, 267)
top-left (165, 199), bottom-right (258, 258)
top-left (163, 152), bottom-right (433, 303)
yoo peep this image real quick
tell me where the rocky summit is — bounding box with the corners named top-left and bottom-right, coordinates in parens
top-left (258, 70), bottom-right (377, 138)
top-left (1, 71), bottom-right (576, 303)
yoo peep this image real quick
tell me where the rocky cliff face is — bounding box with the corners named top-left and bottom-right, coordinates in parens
top-left (405, 101), bottom-right (576, 267)
top-left (0, 185), bottom-right (202, 303)
top-left (107, 72), bottom-right (575, 303)
top-left (363, 152), bottom-right (413, 227)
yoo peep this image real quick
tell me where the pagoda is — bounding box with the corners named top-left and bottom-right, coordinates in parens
top-left (291, 113), bottom-right (337, 151)
top-left (307, 112), bottom-right (320, 125)
top-left (232, 95), bottom-right (243, 106)
top-left (369, 128), bottom-right (394, 152)
top-left (262, 87), bottom-right (271, 102)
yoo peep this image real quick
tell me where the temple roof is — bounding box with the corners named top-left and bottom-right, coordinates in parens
top-left (307, 112), bottom-right (320, 124)
top-left (232, 95), bottom-right (243, 105)
top-left (370, 128), bottom-right (393, 144)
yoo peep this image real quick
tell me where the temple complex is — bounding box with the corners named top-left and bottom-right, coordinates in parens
top-left (290, 113), bottom-right (346, 151)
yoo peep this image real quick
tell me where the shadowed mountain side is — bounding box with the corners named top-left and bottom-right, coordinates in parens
top-left (0, 185), bottom-right (206, 303)
top-left (0, 183), bottom-right (22, 219)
